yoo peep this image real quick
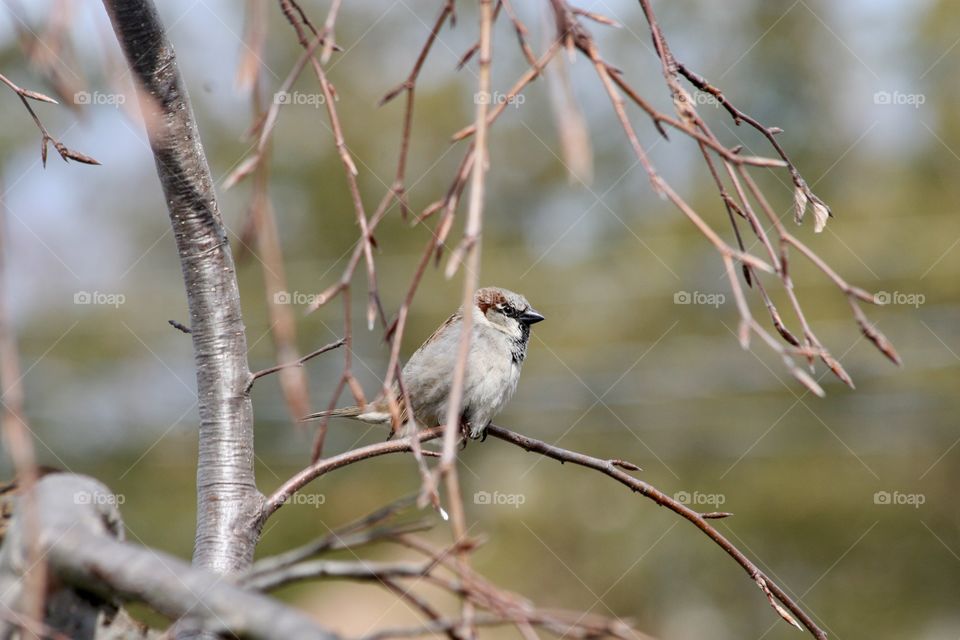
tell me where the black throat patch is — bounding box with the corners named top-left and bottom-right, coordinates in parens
top-left (511, 322), bottom-right (531, 365)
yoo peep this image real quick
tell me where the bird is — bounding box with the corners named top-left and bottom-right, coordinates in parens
top-left (301, 286), bottom-right (544, 441)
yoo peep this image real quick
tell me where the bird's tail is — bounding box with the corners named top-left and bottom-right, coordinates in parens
top-left (300, 406), bottom-right (363, 422)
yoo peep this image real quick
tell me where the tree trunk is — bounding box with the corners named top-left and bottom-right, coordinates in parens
top-left (102, 0), bottom-right (261, 578)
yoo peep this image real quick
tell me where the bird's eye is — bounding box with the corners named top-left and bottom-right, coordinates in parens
top-left (498, 303), bottom-right (520, 318)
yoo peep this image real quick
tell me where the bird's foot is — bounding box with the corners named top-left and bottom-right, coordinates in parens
top-left (458, 419), bottom-right (472, 449)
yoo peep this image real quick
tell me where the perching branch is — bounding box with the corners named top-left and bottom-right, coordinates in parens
top-left (258, 426), bottom-right (446, 525)
top-left (261, 415), bottom-right (822, 638)
top-left (484, 424), bottom-right (824, 639)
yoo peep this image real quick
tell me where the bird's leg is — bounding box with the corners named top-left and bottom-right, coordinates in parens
top-left (458, 413), bottom-right (471, 449)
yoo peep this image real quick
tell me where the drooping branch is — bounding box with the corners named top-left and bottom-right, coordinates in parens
top-left (102, 0), bottom-right (262, 580)
top-left (0, 194), bottom-right (46, 640)
top-left (530, 0), bottom-right (898, 393)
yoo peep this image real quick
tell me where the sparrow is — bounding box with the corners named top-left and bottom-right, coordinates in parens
top-left (302, 287), bottom-right (544, 440)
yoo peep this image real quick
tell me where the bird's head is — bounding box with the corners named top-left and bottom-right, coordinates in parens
top-left (474, 287), bottom-right (544, 340)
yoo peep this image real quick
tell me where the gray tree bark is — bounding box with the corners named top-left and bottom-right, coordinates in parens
top-left (0, 474), bottom-right (336, 639)
top-left (101, 0), bottom-right (262, 580)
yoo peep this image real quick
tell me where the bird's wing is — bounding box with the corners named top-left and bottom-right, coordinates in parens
top-left (412, 309), bottom-right (462, 358)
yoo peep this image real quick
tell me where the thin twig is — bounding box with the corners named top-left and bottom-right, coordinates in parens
top-left (438, 3), bottom-right (496, 637)
top-left (0, 71), bottom-right (99, 166)
top-left (0, 177), bottom-right (46, 640)
top-left (246, 338), bottom-right (344, 392)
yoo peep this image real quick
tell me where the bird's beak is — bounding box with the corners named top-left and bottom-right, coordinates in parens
top-left (519, 308), bottom-right (545, 325)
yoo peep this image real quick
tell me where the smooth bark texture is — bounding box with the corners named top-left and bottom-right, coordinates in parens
top-left (102, 0), bottom-right (262, 578)
top-left (0, 474), bottom-right (335, 640)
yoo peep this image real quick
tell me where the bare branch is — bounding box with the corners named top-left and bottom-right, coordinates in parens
top-left (167, 319), bottom-right (192, 334)
top-left (246, 338), bottom-right (345, 392)
top-left (436, 4), bottom-right (497, 637)
top-left (485, 424), bottom-right (827, 639)
top-left (242, 560), bottom-right (429, 592)
top-left (0, 71), bottom-right (99, 166)
top-left (259, 426), bottom-right (446, 525)
top-left (0, 474), bottom-right (336, 640)
top-left (0, 178), bottom-right (46, 638)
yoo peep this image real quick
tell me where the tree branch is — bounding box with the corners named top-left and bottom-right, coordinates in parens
top-left (246, 338), bottom-right (345, 392)
top-left (485, 425), bottom-right (824, 639)
top-left (0, 474), bottom-right (336, 640)
top-left (242, 559), bottom-right (429, 592)
top-left (259, 426), bottom-right (446, 525)
top-left (0, 71), bottom-right (99, 166)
